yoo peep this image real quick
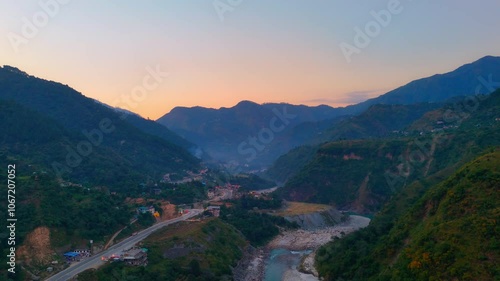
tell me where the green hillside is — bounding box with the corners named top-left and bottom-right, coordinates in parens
top-left (316, 150), bottom-right (500, 280)
top-left (279, 139), bottom-right (408, 212)
top-left (265, 102), bottom-right (442, 185)
top-left (0, 67), bottom-right (203, 279)
top-left (0, 162), bottom-right (132, 281)
top-left (320, 103), bottom-right (441, 141)
top-left (264, 145), bottom-right (318, 184)
top-left (0, 67), bottom-right (200, 190)
top-left (278, 90), bottom-right (500, 213)
top-left (0, 66), bottom-right (193, 149)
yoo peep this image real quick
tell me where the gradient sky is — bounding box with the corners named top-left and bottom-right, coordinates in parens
top-left (1, 0), bottom-right (500, 119)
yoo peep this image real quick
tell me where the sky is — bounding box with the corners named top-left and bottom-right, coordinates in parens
top-left (1, 0), bottom-right (500, 119)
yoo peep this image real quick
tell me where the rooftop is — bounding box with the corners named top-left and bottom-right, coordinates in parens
top-left (123, 249), bottom-right (146, 260)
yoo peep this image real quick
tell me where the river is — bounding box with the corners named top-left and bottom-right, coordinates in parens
top-left (263, 248), bottom-right (318, 281)
top-left (262, 215), bottom-right (371, 281)
top-left (234, 215), bottom-right (371, 281)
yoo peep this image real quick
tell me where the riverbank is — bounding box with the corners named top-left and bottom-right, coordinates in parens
top-left (267, 215), bottom-right (370, 250)
top-left (234, 215), bottom-right (370, 281)
top-left (233, 247), bottom-right (267, 281)
top-left (266, 215), bottom-right (370, 280)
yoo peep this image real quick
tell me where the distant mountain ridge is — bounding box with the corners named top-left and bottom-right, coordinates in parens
top-left (344, 55), bottom-right (500, 114)
top-left (157, 56), bottom-right (500, 171)
top-left (158, 100), bottom-right (345, 169)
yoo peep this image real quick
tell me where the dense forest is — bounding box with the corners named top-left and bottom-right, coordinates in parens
top-left (316, 150), bottom-right (500, 280)
top-left (278, 90), bottom-right (500, 213)
top-left (0, 66), bottom-right (200, 191)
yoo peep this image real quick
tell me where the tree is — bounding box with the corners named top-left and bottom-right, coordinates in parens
top-left (188, 259), bottom-right (201, 276)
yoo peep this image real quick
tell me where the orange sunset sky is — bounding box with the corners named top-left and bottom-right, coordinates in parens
top-left (1, 1), bottom-right (500, 119)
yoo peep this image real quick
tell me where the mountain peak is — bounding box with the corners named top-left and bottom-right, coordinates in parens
top-left (345, 55), bottom-right (500, 113)
top-left (1, 65), bottom-right (30, 77)
top-left (476, 55), bottom-right (499, 62)
top-left (234, 100), bottom-right (260, 108)
top-left (457, 55), bottom-right (500, 71)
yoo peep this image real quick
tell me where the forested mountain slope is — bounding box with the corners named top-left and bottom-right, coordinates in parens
top-left (316, 150), bottom-right (500, 280)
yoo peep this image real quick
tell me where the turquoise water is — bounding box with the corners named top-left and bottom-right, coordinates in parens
top-left (263, 248), bottom-right (312, 281)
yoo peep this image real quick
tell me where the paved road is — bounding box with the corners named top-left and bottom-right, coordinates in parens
top-left (45, 209), bottom-right (203, 281)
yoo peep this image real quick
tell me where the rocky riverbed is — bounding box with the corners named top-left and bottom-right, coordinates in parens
top-left (234, 215), bottom-right (370, 281)
top-left (233, 247), bottom-right (267, 281)
top-left (268, 215), bottom-right (370, 251)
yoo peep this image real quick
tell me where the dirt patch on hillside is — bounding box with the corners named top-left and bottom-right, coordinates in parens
top-left (343, 153), bottom-right (363, 160)
top-left (159, 202), bottom-right (178, 221)
top-left (147, 220), bottom-right (208, 243)
top-left (18, 226), bottom-right (53, 265)
top-left (352, 173), bottom-right (371, 213)
top-left (423, 136), bottom-right (438, 176)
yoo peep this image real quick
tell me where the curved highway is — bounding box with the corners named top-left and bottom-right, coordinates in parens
top-left (45, 209), bottom-right (203, 281)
